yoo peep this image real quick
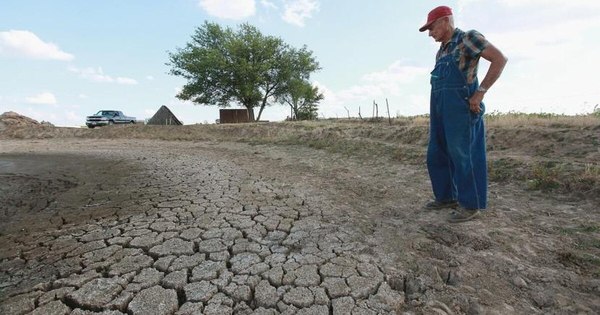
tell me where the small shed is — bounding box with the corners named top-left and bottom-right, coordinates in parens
top-left (147, 105), bottom-right (182, 125)
top-left (219, 108), bottom-right (254, 124)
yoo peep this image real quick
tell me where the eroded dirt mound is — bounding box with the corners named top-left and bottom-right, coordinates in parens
top-left (0, 112), bottom-right (55, 133)
top-left (0, 111), bottom-right (40, 128)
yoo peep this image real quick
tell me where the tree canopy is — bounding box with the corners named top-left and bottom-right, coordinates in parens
top-left (168, 22), bottom-right (321, 121)
top-left (277, 78), bottom-right (324, 120)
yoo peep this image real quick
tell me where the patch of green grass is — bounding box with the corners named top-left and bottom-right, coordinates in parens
top-left (576, 238), bottom-right (600, 250)
top-left (578, 253), bottom-right (600, 266)
top-left (560, 224), bottom-right (600, 235)
top-left (526, 162), bottom-right (562, 191)
top-left (524, 161), bottom-right (599, 195)
top-left (558, 251), bottom-right (600, 268)
top-left (394, 146), bottom-right (424, 164)
top-left (559, 224), bottom-right (600, 252)
top-left (488, 158), bottom-right (525, 182)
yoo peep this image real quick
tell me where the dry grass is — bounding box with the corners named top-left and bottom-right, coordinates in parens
top-left (485, 111), bottom-right (600, 128)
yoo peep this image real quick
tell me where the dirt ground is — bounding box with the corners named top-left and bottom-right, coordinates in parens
top-left (0, 116), bottom-right (599, 314)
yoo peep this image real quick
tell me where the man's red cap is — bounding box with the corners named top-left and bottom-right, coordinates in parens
top-left (419, 6), bottom-right (453, 32)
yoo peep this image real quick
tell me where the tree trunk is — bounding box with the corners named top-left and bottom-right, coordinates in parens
top-left (247, 106), bottom-right (255, 121)
top-left (256, 104), bottom-right (265, 121)
top-left (256, 84), bottom-right (278, 122)
top-left (256, 93), bottom-right (270, 121)
top-left (242, 103), bottom-right (256, 122)
top-left (292, 103), bottom-right (299, 120)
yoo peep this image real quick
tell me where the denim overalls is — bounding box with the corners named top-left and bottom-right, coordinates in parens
top-left (427, 32), bottom-right (487, 210)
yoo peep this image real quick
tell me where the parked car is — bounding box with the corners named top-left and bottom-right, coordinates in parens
top-left (86, 110), bottom-right (136, 128)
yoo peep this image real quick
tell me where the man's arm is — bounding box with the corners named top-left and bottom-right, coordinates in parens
top-left (469, 43), bottom-right (508, 113)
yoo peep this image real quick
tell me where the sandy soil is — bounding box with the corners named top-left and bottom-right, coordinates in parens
top-left (0, 122), bottom-right (599, 314)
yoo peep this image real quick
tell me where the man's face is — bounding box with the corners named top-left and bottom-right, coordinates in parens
top-left (428, 17), bottom-right (448, 42)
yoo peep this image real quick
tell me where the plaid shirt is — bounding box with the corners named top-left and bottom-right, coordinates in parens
top-left (436, 28), bottom-right (489, 84)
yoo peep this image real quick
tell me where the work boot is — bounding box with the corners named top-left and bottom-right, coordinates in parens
top-left (448, 207), bottom-right (480, 223)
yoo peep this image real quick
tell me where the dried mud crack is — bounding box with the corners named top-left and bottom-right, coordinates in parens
top-left (1, 138), bottom-right (598, 314)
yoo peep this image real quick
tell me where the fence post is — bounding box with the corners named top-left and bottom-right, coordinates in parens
top-left (386, 98), bottom-right (391, 126)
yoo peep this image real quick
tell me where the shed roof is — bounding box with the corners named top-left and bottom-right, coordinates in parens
top-left (147, 105), bottom-right (182, 125)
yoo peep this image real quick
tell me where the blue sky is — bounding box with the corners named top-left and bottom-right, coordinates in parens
top-left (1, 0), bottom-right (599, 126)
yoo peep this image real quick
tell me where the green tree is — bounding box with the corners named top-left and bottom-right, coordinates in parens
top-left (167, 22), bottom-right (320, 121)
top-left (278, 79), bottom-right (323, 120)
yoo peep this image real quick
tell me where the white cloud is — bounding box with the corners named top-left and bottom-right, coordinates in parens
top-left (456, 0), bottom-right (600, 35)
top-left (282, 0), bottom-right (319, 27)
top-left (65, 111), bottom-right (79, 123)
top-left (173, 87), bottom-right (195, 105)
top-left (199, 0), bottom-right (256, 19)
top-left (338, 61), bottom-right (428, 102)
top-left (488, 17), bottom-right (598, 62)
top-left (0, 30), bottom-right (74, 61)
top-left (454, 0), bottom-right (600, 115)
top-left (363, 61), bottom-right (430, 85)
top-left (146, 75), bottom-right (155, 80)
top-left (498, 0), bottom-right (600, 8)
top-left (115, 77), bottom-right (138, 85)
top-left (455, 0), bottom-right (599, 10)
top-left (68, 66), bottom-right (138, 85)
top-left (78, 94), bottom-right (88, 99)
top-left (260, 0), bottom-right (277, 10)
top-left (315, 61), bottom-right (430, 118)
top-left (26, 92), bottom-right (57, 105)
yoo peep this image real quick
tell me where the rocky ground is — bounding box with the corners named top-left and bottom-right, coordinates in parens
top-left (0, 113), bottom-right (599, 314)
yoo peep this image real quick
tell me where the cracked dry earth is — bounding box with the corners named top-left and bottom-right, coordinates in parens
top-left (1, 138), bottom-right (599, 314)
top-left (1, 139), bottom-right (403, 315)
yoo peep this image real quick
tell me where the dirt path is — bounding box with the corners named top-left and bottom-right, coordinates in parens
top-left (1, 139), bottom-right (598, 314)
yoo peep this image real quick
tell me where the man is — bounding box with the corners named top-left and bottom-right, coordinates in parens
top-left (419, 6), bottom-right (507, 222)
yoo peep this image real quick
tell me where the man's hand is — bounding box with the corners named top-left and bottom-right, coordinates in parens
top-left (469, 91), bottom-right (484, 114)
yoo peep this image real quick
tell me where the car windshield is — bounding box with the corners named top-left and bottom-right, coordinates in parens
top-left (96, 111), bottom-right (116, 116)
